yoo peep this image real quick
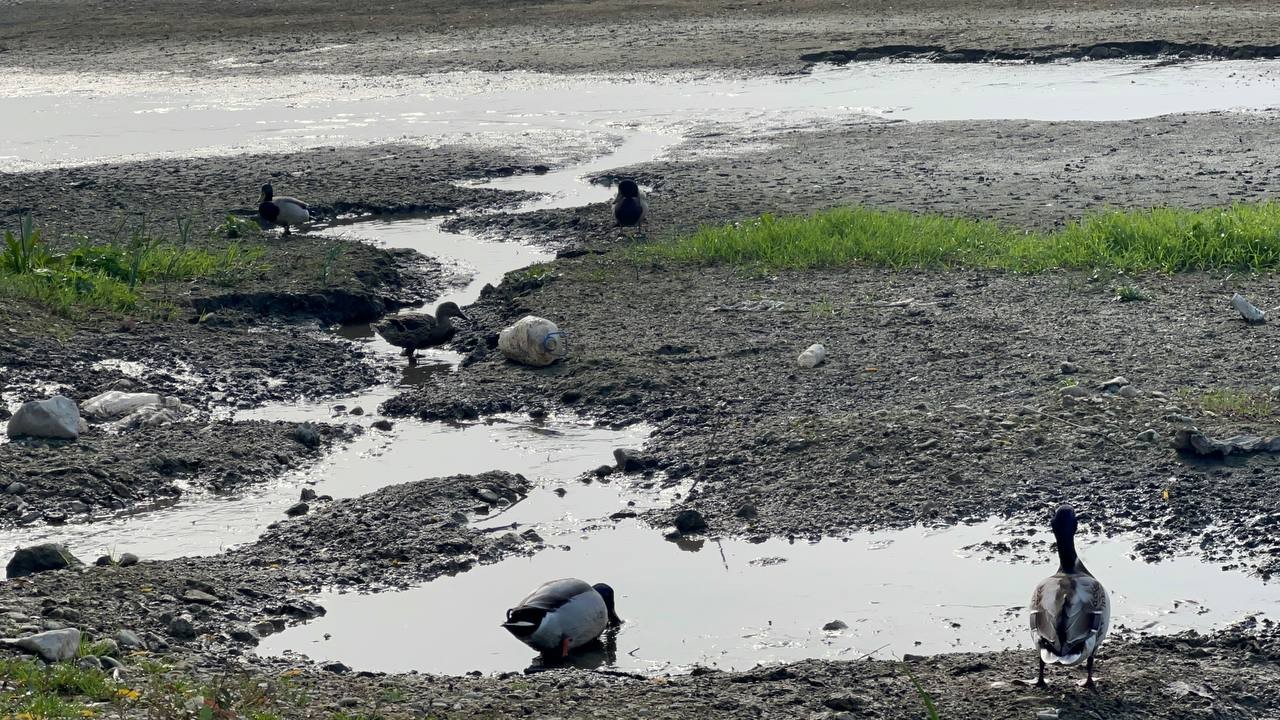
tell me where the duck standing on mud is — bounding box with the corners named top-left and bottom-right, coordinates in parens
top-left (612, 179), bottom-right (647, 227)
top-left (502, 578), bottom-right (622, 659)
top-left (1029, 505), bottom-right (1110, 689)
top-left (257, 183), bottom-right (311, 236)
top-left (372, 301), bottom-right (468, 366)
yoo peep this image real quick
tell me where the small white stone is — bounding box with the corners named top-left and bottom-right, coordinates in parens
top-left (797, 343), bottom-right (827, 368)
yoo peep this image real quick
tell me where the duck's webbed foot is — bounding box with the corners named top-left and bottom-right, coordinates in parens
top-left (1034, 658), bottom-right (1047, 689)
top-left (1078, 655), bottom-right (1098, 691)
top-left (560, 637), bottom-right (571, 659)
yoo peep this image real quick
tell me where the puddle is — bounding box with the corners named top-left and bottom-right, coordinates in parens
top-left (3, 61), bottom-right (1280, 170)
top-left (0, 415), bottom-right (647, 562)
top-left (259, 518), bottom-right (1280, 675)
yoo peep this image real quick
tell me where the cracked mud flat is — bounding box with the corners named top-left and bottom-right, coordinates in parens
top-left (4, 3), bottom-right (1280, 718)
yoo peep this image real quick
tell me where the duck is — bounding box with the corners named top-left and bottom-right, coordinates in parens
top-left (502, 578), bottom-right (622, 658)
top-left (612, 179), bottom-right (647, 227)
top-left (372, 301), bottom-right (467, 366)
top-left (257, 183), bottom-right (311, 236)
top-left (1029, 505), bottom-right (1110, 689)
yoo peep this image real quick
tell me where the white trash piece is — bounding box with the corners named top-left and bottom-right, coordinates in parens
top-left (81, 391), bottom-right (164, 420)
top-left (797, 343), bottom-right (827, 368)
top-left (1231, 293), bottom-right (1267, 324)
top-left (498, 315), bottom-right (569, 367)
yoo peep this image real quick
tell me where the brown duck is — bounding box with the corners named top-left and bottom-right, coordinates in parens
top-left (373, 302), bottom-right (468, 366)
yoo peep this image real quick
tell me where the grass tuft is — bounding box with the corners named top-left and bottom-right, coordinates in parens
top-left (0, 215), bottom-right (265, 317)
top-left (639, 203), bottom-right (1280, 273)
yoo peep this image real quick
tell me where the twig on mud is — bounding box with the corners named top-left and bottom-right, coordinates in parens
top-left (1020, 405), bottom-right (1119, 446)
top-left (857, 643), bottom-right (892, 661)
top-left (476, 522), bottom-right (520, 534)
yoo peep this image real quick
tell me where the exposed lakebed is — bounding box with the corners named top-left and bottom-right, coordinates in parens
top-left (4, 58), bottom-right (1280, 681)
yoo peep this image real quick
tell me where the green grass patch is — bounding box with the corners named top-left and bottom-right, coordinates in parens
top-left (1180, 388), bottom-right (1277, 420)
top-left (639, 203), bottom-right (1280, 273)
top-left (0, 216), bottom-right (265, 317)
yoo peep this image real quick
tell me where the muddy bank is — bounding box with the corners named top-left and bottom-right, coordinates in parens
top-left (0, 420), bottom-right (349, 529)
top-left (447, 112), bottom-right (1280, 245)
top-left (389, 112), bottom-right (1280, 576)
top-left (3, 1), bottom-right (1280, 76)
top-left (0, 471), bottom-right (544, 652)
top-left (0, 144), bottom-right (541, 239)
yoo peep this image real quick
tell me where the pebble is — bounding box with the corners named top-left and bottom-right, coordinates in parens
top-left (371, 419), bottom-right (394, 431)
top-left (1117, 385), bottom-right (1140, 398)
top-left (119, 553), bottom-right (139, 567)
top-left (300, 488), bottom-right (318, 502)
top-left (1059, 385), bottom-right (1089, 398)
top-left (168, 615), bottom-right (197, 639)
top-left (822, 620), bottom-right (849, 631)
top-left (674, 509), bottom-right (707, 534)
top-left (1059, 361), bottom-right (1079, 374)
top-left (285, 502), bottom-right (310, 517)
top-left (337, 698), bottom-right (361, 709)
top-left (115, 629), bottom-right (145, 650)
top-left (5, 482), bottom-right (28, 495)
top-left (1136, 429), bottom-right (1160, 443)
top-left (1097, 376), bottom-right (1130, 392)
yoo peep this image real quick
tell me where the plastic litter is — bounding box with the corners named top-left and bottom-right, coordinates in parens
top-left (498, 316), bottom-right (569, 367)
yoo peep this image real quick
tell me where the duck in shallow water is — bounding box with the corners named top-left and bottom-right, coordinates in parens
top-left (612, 179), bottom-right (647, 227)
top-left (257, 183), bottom-right (311, 236)
top-left (1029, 505), bottom-right (1110, 689)
top-left (502, 578), bottom-right (622, 658)
top-left (372, 301), bottom-right (467, 366)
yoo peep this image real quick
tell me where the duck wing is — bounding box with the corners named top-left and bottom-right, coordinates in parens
top-left (274, 196), bottom-right (308, 210)
top-left (1030, 572), bottom-right (1109, 665)
top-left (513, 578), bottom-right (594, 612)
top-left (374, 314), bottom-right (438, 347)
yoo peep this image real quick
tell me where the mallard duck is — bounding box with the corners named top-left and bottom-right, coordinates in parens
top-left (612, 179), bottom-right (647, 227)
top-left (502, 578), bottom-right (621, 658)
top-left (257, 183), bottom-right (311, 236)
top-left (1029, 505), bottom-right (1110, 689)
top-left (372, 301), bottom-right (467, 366)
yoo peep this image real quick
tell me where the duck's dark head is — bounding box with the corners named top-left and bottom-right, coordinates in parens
top-left (593, 583), bottom-right (622, 626)
top-left (1051, 505), bottom-right (1078, 538)
top-left (259, 183), bottom-right (274, 203)
top-left (436, 301), bottom-right (468, 322)
top-left (616, 180), bottom-right (640, 199)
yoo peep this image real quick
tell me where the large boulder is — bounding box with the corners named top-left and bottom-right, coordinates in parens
top-left (13, 628), bottom-right (81, 662)
top-left (6, 396), bottom-right (82, 440)
top-left (6, 543), bottom-right (83, 578)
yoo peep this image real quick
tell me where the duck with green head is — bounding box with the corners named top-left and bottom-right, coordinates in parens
top-left (257, 183), bottom-right (311, 235)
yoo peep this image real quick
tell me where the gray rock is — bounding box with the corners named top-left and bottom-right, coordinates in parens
top-left (323, 661), bottom-right (352, 674)
top-left (1097, 376), bottom-right (1130, 393)
top-left (114, 629), bottom-right (145, 650)
top-left (337, 698), bottom-right (361, 709)
top-left (181, 589), bottom-right (218, 605)
top-left (1173, 427), bottom-right (1280, 457)
top-left (92, 638), bottom-right (120, 658)
top-left (822, 620), bottom-right (849, 631)
top-left (291, 424), bottom-right (321, 448)
top-left (95, 555), bottom-right (113, 567)
top-left (228, 626), bottom-right (259, 646)
top-left (285, 502), bottom-right (309, 517)
top-left (823, 695), bottom-right (865, 712)
top-left (118, 553), bottom-right (139, 567)
top-left (371, 419), bottom-right (394, 431)
top-left (1059, 362), bottom-right (1080, 374)
top-left (77, 656), bottom-right (103, 671)
top-left (1117, 385), bottom-right (1140, 399)
top-left (5, 482), bottom-right (28, 495)
top-left (68, 501), bottom-right (90, 514)
top-left (1059, 385), bottom-right (1089, 398)
top-left (613, 448), bottom-right (655, 473)
top-left (674, 509), bottom-right (707, 534)
top-left (519, 529), bottom-right (544, 543)
top-left (1136, 429), bottom-right (1160, 443)
top-left (6, 543), bottom-right (82, 579)
top-left (349, 406), bottom-right (364, 416)
top-left (14, 628), bottom-right (81, 662)
top-left (99, 656), bottom-right (123, 671)
top-left (167, 615), bottom-right (197, 639)
top-left (7, 396), bottom-right (82, 440)
top-left (475, 488), bottom-right (501, 504)
top-left (300, 488), bottom-right (318, 502)
top-left (735, 504), bottom-right (758, 519)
